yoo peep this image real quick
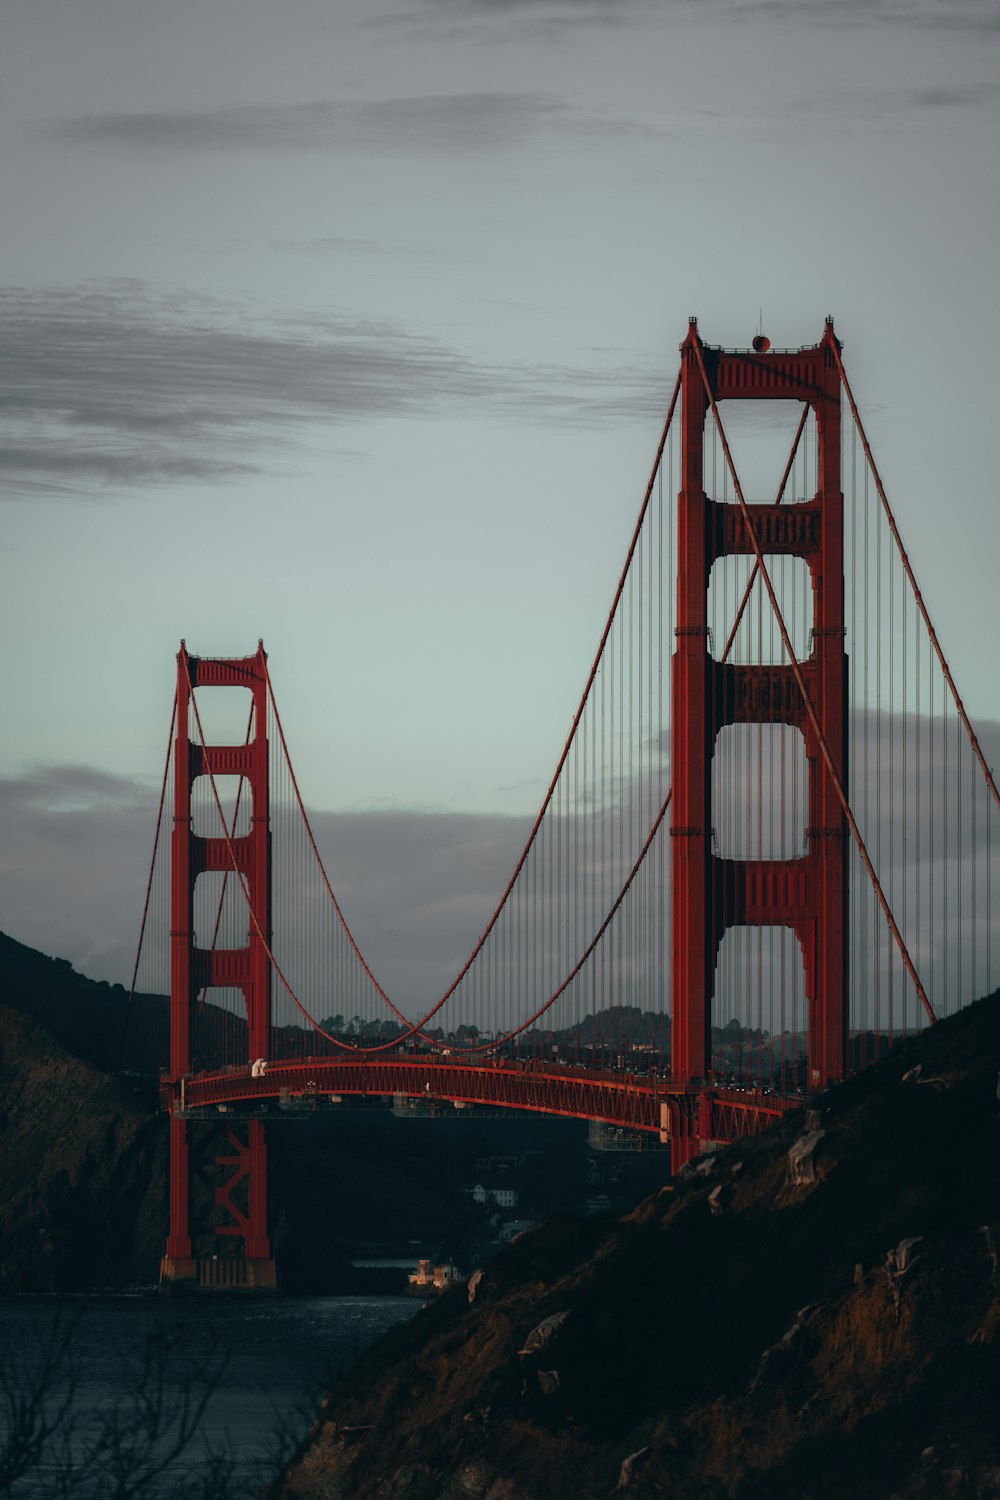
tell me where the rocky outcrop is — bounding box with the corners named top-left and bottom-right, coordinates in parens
top-left (270, 991), bottom-right (1000, 1500)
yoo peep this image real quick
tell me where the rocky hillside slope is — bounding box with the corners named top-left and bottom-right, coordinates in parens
top-left (271, 992), bottom-right (1000, 1500)
top-left (0, 1004), bottom-right (165, 1291)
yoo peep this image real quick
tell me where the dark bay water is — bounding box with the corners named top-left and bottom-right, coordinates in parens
top-left (0, 1293), bottom-right (421, 1498)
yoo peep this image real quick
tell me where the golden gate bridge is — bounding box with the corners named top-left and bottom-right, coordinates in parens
top-left (123, 319), bottom-right (1000, 1290)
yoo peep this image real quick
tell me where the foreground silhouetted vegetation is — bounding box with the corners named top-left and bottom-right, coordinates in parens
top-left (0, 1314), bottom-right (259, 1499)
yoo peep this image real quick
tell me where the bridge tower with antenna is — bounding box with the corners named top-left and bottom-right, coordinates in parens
top-left (670, 318), bottom-right (848, 1147)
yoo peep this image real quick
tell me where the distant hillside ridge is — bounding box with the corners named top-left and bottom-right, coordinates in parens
top-left (271, 988), bottom-right (1000, 1500)
top-left (0, 928), bottom-right (165, 1078)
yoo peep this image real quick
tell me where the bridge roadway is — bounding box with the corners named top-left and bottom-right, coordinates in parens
top-left (162, 1056), bottom-right (788, 1155)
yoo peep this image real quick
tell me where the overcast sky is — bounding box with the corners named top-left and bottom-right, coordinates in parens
top-left (2, 0), bottom-right (999, 989)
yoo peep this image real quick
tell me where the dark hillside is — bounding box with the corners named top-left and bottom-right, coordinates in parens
top-left (0, 934), bottom-right (609, 1293)
top-left (0, 997), bottom-right (475, 1294)
top-left (271, 992), bottom-right (1000, 1500)
top-left (0, 988), bottom-right (512, 1295)
top-left (0, 929), bottom-right (164, 1079)
top-left (0, 1005), bottom-right (165, 1291)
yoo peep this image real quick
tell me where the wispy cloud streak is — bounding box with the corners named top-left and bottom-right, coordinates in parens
top-left (0, 282), bottom-right (666, 496)
top-left (419, 0), bottom-right (1000, 29)
top-left (47, 92), bottom-right (658, 155)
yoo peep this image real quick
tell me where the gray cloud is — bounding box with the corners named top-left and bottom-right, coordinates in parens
top-left (0, 762), bottom-right (531, 1005)
top-left (711, 0), bottom-right (1000, 28)
top-left (393, 0), bottom-right (634, 30)
top-left (10, 764), bottom-right (151, 814)
top-left (3, 712), bottom-right (998, 1033)
top-left (0, 764), bottom-right (162, 984)
top-left (786, 79), bottom-right (1000, 124)
top-left (418, 0), bottom-right (1000, 28)
top-left (0, 445), bottom-right (258, 494)
top-left (907, 83), bottom-right (1000, 106)
top-left (46, 93), bottom-right (658, 156)
top-left (0, 281), bottom-right (666, 497)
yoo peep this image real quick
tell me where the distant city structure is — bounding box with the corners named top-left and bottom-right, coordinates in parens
top-left (470, 1181), bottom-right (520, 1211)
top-left (408, 1259), bottom-right (462, 1295)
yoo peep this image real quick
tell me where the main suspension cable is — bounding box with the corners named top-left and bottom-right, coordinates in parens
top-left (259, 374), bottom-right (682, 1049)
top-left (261, 385), bottom-right (816, 1057)
top-left (116, 689), bottom-right (177, 1072)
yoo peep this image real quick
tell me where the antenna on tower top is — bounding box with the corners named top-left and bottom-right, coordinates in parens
top-left (752, 309), bottom-right (770, 354)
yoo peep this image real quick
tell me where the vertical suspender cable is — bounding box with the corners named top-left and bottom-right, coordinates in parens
top-left (834, 346), bottom-right (1000, 813)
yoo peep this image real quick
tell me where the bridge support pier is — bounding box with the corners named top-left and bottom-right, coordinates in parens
top-left (668, 1109), bottom-right (695, 1177)
top-left (160, 1115), bottom-right (197, 1286)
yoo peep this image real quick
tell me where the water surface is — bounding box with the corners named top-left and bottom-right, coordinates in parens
top-left (0, 1292), bottom-right (420, 1497)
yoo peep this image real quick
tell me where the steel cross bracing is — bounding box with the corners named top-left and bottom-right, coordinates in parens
top-left (139, 321), bottom-right (999, 1289)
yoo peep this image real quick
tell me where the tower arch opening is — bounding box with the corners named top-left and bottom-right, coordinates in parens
top-left (711, 723), bottom-right (809, 861)
top-left (707, 552), bottom-right (814, 664)
top-left (190, 685), bottom-right (255, 746)
top-left (191, 774), bottom-right (252, 838)
top-left (710, 925), bottom-right (807, 1089)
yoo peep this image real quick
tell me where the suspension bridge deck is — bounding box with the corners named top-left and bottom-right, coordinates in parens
top-left (161, 1057), bottom-right (788, 1147)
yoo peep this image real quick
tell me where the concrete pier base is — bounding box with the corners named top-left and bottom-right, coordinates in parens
top-left (159, 1256), bottom-right (278, 1292)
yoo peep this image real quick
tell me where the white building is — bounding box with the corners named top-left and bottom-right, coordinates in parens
top-left (470, 1181), bottom-right (520, 1210)
top-left (498, 1219), bottom-right (535, 1244)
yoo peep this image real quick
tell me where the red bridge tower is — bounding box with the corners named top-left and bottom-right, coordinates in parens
top-left (670, 320), bottom-right (848, 1128)
top-left (160, 643), bottom-right (277, 1291)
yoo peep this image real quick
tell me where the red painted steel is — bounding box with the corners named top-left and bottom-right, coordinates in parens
top-left (163, 642), bottom-right (274, 1286)
top-left (691, 335), bottom-right (935, 1030)
top-left (670, 320), bottom-right (848, 1126)
top-left (213, 1122), bottom-right (270, 1259)
top-left (160, 329), bottom-right (857, 1262)
top-left (161, 1058), bottom-right (785, 1177)
top-left (148, 320), bottom-right (1000, 1283)
top-left (139, 307), bottom-right (1000, 1307)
